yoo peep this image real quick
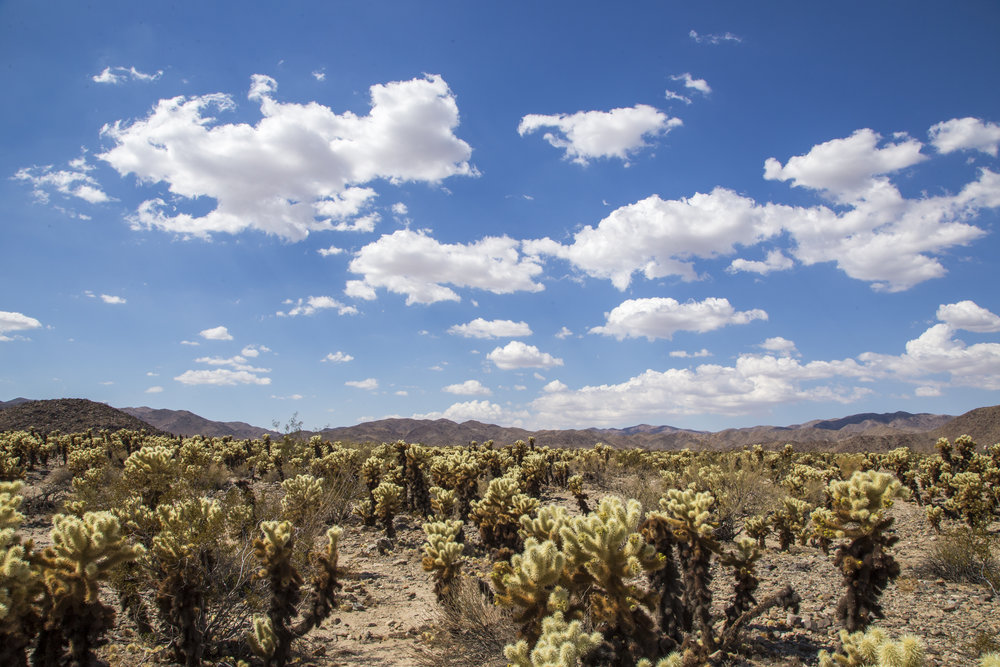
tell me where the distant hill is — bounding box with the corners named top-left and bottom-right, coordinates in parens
top-left (0, 398), bottom-right (167, 435)
top-left (4, 398), bottom-right (998, 453)
top-left (121, 406), bottom-right (276, 439)
top-left (316, 409), bottom-right (961, 451)
top-left (929, 405), bottom-right (1000, 446)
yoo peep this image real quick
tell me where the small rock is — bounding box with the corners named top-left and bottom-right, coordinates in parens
top-left (814, 617), bottom-right (832, 630)
top-left (943, 600), bottom-right (958, 612)
top-left (786, 613), bottom-right (801, 628)
top-left (376, 537), bottom-right (393, 553)
top-left (394, 558), bottom-right (408, 566)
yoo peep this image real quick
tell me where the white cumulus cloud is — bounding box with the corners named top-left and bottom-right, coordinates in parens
top-left (14, 154), bottom-right (110, 205)
top-left (763, 128), bottom-right (926, 203)
top-left (322, 351), bottom-right (354, 363)
top-left (447, 318), bottom-right (532, 339)
top-left (347, 229), bottom-right (545, 304)
top-left (0, 311), bottom-right (42, 341)
top-left (277, 295), bottom-right (357, 317)
top-left (145, 386), bottom-right (164, 393)
top-left (590, 297), bottom-right (767, 341)
top-left (443, 379), bottom-right (492, 396)
top-left (929, 117), bottom-right (1000, 157)
top-left (100, 294), bottom-right (126, 304)
top-left (199, 326), bottom-right (233, 341)
top-left (518, 104), bottom-right (681, 165)
top-left (669, 73), bottom-right (711, 95)
top-left (936, 300), bottom-right (1000, 333)
top-left (689, 30), bottom-right (742, 44)
top-left (528, 122), bottom-right (1000, 293)
top-left (92, 66), bottom-right (163, 84)
top-left (487, 341), bottom-right (563, 370)
top-left (728, 249), bottom-right (794, 275)
top-left (175, 369), bottom-right (271, 386)
top-left (98, 74), bottom-right (475, 241)
top-left (412, 400), bottom-right (508, 423)
top-left (345, 378), bottom-right (378, 390)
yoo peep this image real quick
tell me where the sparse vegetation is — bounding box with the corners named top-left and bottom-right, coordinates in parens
top-left (0, 423), bottom-right (999, 665)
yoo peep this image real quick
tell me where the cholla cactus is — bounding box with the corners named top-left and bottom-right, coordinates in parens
top-left (743, 514), bottom-right (770, 549)
top-left (251, 520), bottom-right (301, 667)
top-left (429, 486), bottom-right (456, 521)
top-left (373, 481), bottom-right (403, 539)
top-left (520, 452), bottom-right (549, 497)
top-left (924, 505), bottom-right (943, 532)
top-left (35, 511), bottom-right (144, 666)
top-left (943, 471), bottom-right (992, 528)
top-left (280, 474), bottom-right (324, 525)
top-left (1, 481), bottom-right (40, 666)
top-left (251, 522), bottom-right (343, 666)
top-left (520, 505), bottom-right (570, 545)
top-left (421, 520), bottom-right (464, 602)
top-left (772, 496), bottom-right (813, 551)
top-left (817, 626), bottom-right (925, 666)
top-left (405, 444), bottom-right (433, 517)
top-left (981, 654), bottom-right (1000, 667)
top-left (492, 538), bottom-right (568, 643)
top-left (431, 450), bottom-right (482, 520)
top-left (812, 471), bottom-right (908, 631)
top-left (721, 536), bottom-right (761, 626)
top-left (151, 497), bottom-right (225, 667)
top-left (494, 497), bottom-right (663, 662)
top-left (503, 611), bottom-right (602, 667)
top-left (567, 475), bottom-right (590, 514)
top-left (123, 444), bottom-right (179, 509)
top-left (470, 475), bottom-right (538, 551)
top-left (656, 488), bottom-right (718, 654)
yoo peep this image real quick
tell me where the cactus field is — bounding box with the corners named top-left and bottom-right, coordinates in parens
top-left (2, 428), bottom-right (1000, 666)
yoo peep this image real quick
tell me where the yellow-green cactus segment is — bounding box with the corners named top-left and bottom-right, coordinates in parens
top-left (44, 511), bottom-right (144, 603)
top-left (818, 627), bottom-right (925, 667)
top-left (820, 471), bottom-right (908, 538)
top-left (280, 473), bottom-right (324, 524)
top-left (504, 611), bottom-right (602, 667)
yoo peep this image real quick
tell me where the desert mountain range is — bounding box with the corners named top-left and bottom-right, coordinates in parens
top-left (3, 397), bottom-right (1000, 452)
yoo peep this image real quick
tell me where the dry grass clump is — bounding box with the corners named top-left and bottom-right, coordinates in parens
top-left (412, 577), bottom-right (515, 667)
top-left (921, 526), bottom-right (1000, 591)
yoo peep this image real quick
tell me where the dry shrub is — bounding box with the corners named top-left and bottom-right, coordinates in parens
top-left (921, 526), bottom-right (1000, 592)
top-left (604, 467), bottom-right (665, 520)
top-left (412, 577), bottom-right (515, 667)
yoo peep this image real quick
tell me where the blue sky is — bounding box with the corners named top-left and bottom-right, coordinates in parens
top-left (3, 1), bottom-right (1000, 431)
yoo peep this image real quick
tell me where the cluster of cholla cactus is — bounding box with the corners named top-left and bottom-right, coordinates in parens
top-left (35, 510), bottom-right (144, 666)
top-left (421, 519), bottom-right (464, 602)
top-left (471, 473), bottom-right (539, 553)
top-left (492, 496), bottom-right (664, 664)
top-left (567, 474), bottom-right (590, 514)
top-left (817, 626), bottom-right (925, 667)
top-left (811, 471), bottom-right (908, 631)
top-left (250, 520), bottom-right (343, 667)
top-left (503, 610), bottom-right (602, 667)
top-left (1, 480), bottom-right (38, 666)
top-left (772, 496), bottom-right (813, 551)
top-left (5, 423), bottom-right (999, 666)
top-left (495, 489), bottom-right (800, 666)
top-left (149, 496), bottom-right (225, 666)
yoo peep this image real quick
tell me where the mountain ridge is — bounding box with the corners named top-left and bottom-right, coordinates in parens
top-left (4, 398), bottom-right (999, 452)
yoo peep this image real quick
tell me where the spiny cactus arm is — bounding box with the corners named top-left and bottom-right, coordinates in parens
top-left (250, 615), bottom-right (277, 660)
top-left (636, 656), bottom-right (683, 667)
top-left (981, 653), bottom-right (1000, 667)
top-left (292, 525), bottom-right (344, 637)
top-left (503, 611), bottom-right (602, 667)
top-left (818, 627), bottom-right (925, 667)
